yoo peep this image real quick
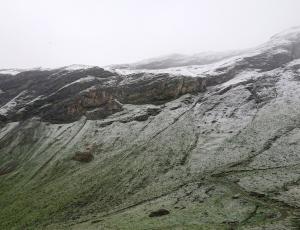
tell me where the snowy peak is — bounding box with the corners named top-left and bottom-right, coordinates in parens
top-left (0, 69), bottom-right (22, 76)
top-left (61, 64), bottom-right (96, 71)
top-left (270, 26), bottom-right (300, 41)
top-left (109, 26), bottom-right (300, 79)
top-left (110, 50), bottom-right (244, 71)
top-left (0, 65), bottom-right (97, 76)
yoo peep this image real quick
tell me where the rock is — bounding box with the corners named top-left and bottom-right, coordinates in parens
top-left (146, 107), bottom-right (161, 116)
top-left (249, 191), bottom-right (266, 198)
top-left (149, 209), bottom-right (170, 217)
top-left (232, 194), bottom-right (240, 199)
top-left (72, 152), bottom-right (94, 163)
top-left (0, 70), bottom-right (205, 123)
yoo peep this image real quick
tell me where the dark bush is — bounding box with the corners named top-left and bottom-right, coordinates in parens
top-left (72, 152), bottom-right (94, 163)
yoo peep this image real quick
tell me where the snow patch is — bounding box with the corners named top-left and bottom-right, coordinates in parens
top-left (271, 26), bottom-right (300, 40)
top-left (287, 58), bottom-right (300, 67)
top-left (25, 95), bottom-right (43, 106)
top-left (73, 75), bottom-right (97, 83)
top-left (113, 54), bottom-right (244, 78)
top-left (0, 122), bottom-right (19, 139)
top-left (0, 69), bottom-right (20, 75)
top-left (0, 91), bottom-right (27, 116)
top-left (221, 71), bottom-right (257, 87)
top-left (53, 76), bottom-right (99, 94)
top-left (63, 64), bottom-right (95, 71)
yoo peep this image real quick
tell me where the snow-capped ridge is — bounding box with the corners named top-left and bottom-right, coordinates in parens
top-left (62, 64), bottom-right (96, 71)
top-left (270, 26), bottom-right (300, 40)
top-left (0, 69), bottom-right (22, 76)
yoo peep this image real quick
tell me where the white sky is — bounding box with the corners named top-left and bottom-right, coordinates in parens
top-left (0, 0), bottom-right (300, 69)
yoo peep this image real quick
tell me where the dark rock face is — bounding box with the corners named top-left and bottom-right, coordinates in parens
top-left (0, 69), bottom-right (205, 123)
top-left (0, 67), bottom-right (117, 122)
top-left (114, 73), bottom-right (205, 104)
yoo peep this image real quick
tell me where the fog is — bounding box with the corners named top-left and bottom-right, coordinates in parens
top-left (1, 0), bottom-right (300, 69)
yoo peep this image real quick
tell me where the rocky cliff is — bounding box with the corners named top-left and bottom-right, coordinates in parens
top-left (0, 27), bottom-right (300, 229)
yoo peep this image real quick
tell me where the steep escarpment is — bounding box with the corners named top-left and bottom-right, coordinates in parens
top-left (0, 28), bottom-right (300, 230)
top-left (0, 68), bottom-right (205, 123)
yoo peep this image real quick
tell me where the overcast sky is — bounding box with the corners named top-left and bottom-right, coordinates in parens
top-left (1, 0), bottom-right (300, 69)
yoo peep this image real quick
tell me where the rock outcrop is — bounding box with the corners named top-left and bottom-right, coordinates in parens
top-left (0, 69), bottom-right (205, 123)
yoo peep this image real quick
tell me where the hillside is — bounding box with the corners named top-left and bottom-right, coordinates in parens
top-left (0, 27), bottom-right (300, 229)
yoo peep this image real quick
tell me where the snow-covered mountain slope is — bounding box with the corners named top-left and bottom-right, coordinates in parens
top-left (0, 27), bottom-right (300, 229)
top-left (110, 26), bottom-right (300, 79)
top-left (109, 50), bottom-right (244, 70)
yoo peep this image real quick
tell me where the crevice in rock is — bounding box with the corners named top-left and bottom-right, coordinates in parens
top-left (241, 205), bottom-right (259, 224)
top-left (179, 132), bottom-right (200, 166)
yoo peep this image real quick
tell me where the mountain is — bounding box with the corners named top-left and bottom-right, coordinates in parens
top-left (0, 27), bottom-right (300, 229)
top-left (109, 50), bottom-right (244, 70)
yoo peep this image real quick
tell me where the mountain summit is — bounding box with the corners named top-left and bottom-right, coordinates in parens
top-left (1, 27), bottom-right (300, 229)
